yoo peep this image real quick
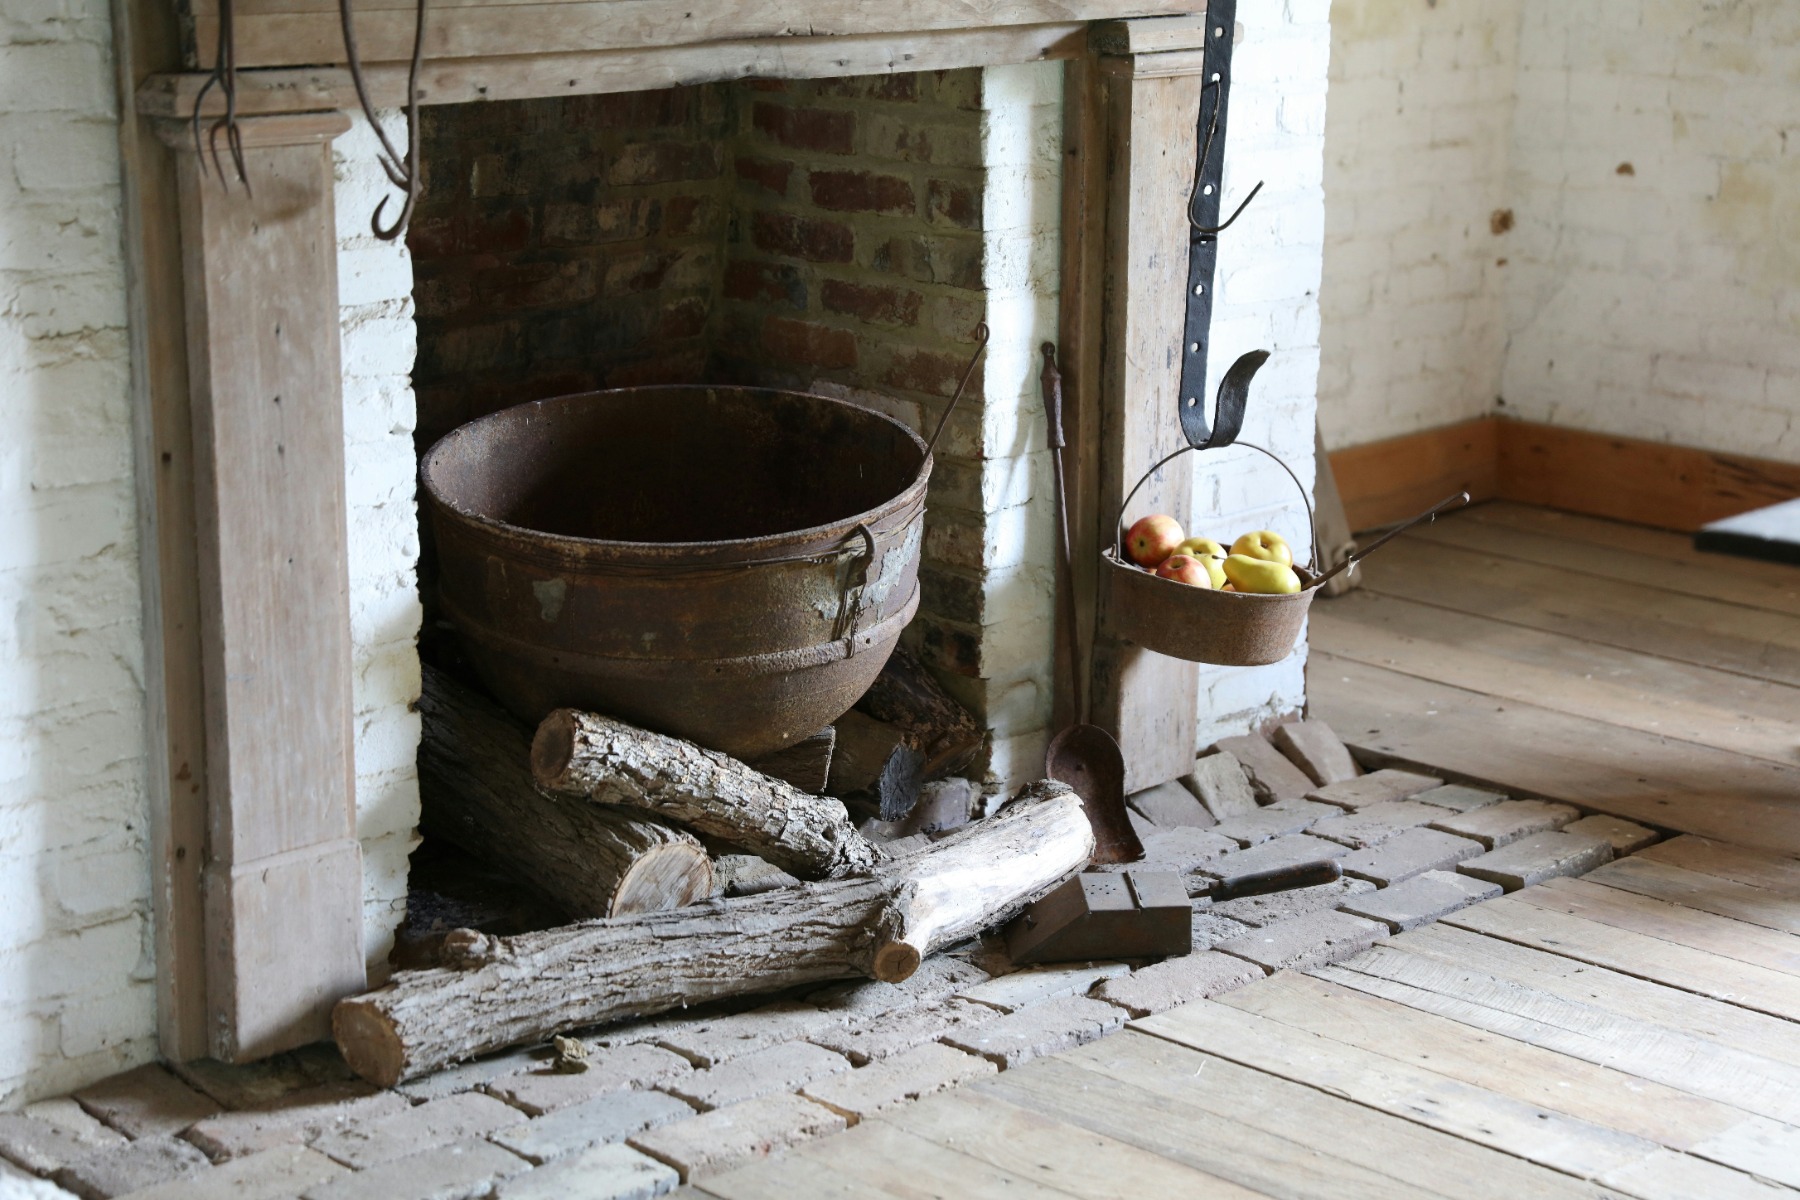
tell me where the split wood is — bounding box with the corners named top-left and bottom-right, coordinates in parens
top-left (332, 783), bottom-right (1092, 1086)
top-left (532, 708), bottom-right (881, 880)
top-left (416, 666), bottom-right (713, 918)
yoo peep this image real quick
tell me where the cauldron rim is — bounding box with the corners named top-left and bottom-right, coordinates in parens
top-left (420, 384), bottom-right (931, 566)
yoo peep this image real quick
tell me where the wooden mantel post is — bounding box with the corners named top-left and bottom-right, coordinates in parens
top-left (1082, 18), bottom-right (1212, 794)
top-left (154, 113), bottom-right (367, 1061)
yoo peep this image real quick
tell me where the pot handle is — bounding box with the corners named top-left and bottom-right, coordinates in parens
top-left (831, 523), bottom-right (877, 642)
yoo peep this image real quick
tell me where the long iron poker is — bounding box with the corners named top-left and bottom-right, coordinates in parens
top-left (1308, 490), bottom-right (1472, 590)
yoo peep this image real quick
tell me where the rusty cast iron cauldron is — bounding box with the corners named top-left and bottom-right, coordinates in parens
top-left (421, 385), bottom-right (928, 759)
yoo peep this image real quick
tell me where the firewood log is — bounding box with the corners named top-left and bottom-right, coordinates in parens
top-left (531, 709), bottom-right (881, 880)
top-left (827, 711), bottom-right (924, 823)
top-left (417, 667), bottom-right (714, 918)
top-left (744, 727), bottom-right (835, 794)
top-left (856, 646), bottom-right (983, 778)
top-left (332, 783), bottom-right (1091, 1086)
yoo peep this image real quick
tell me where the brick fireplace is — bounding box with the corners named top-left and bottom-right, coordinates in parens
top-left (107, 1), bottom-right (1326, 1075)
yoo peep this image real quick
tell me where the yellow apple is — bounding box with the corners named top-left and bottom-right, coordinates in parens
top-left (1231, 529), bottom-right (1292, 567)
top-left (1222, 553), bottom-right (1302, 595)
top-left (1172, 538), bottom-right (1227, 587)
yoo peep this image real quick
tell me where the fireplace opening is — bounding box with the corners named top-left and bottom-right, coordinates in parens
top-left (390, 68), bottom-right (1064, 966)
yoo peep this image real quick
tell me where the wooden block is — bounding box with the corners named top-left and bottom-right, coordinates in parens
top-left (1209, 735), bottom-right (1314, 802)
top-left (1270, 721), bottom-right (1361, 786)
top-left (1182, 753), bottom-right (1259, 820)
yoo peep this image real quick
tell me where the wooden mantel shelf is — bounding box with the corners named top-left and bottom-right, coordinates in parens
top-left (150, 1), bottom-right (1202, 114)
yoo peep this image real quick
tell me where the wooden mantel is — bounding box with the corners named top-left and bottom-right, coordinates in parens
top-left (116, 0), bottom-right (1212, 1061)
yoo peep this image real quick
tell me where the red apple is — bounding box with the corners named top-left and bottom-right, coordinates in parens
top-left (1154, 554), bottom-right (1214, 588)
top-left (1126, 514), bottom-right (1185, 567)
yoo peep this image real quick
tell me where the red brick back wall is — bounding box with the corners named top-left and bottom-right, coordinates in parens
top-left (408, 85), bottom-right (732, 452)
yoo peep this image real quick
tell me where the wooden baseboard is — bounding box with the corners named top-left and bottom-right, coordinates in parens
top-left (1330, 416), bottom-right (1800, 534)
top-left (1329, 417), bottom-right (1500, 532)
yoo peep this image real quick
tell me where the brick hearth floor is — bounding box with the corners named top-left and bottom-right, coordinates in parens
top-left (3, 732), bottom-right (1666, 1200)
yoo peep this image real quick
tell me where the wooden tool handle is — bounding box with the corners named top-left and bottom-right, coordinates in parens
top-left (1209, 858), bottom-right (1342, 902)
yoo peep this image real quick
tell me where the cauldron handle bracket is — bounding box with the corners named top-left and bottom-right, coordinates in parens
top-left (831, 523), bottom-right (878, 643)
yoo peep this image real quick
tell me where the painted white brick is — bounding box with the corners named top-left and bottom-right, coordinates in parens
top-left (334, 110), bottom-right (423, 978)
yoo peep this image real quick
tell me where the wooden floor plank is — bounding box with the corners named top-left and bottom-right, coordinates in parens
top-left (1136, 999), bottom-right (1664, 1181)
top-left (1312, 594), bottom-right (1800, 767)
top-left (1357, 538), bottom-right (1800, 686)
top-left (1637, 836), bottom-right (1800, 894)
top-left (1472, 502), bottom-right (1800, 587)
top-left (1220, 970), bottom-right (1781, 1157)
top-left (1518, 877), bottom-right (1800, 978)
top-left (1317, 943), bottom-right (1800, 1129)
top-left (879, 1087), bottom-right (1271, 1199)
top-left (1442, 897), bottom-right (1800, 1021)
top-left (1411, 509), bottom-right (1800, 617)
top-left (1585, 857), bottom-right (1800, 935)
top-left (697, 1118), bottom-right (1073, 1200)
top-left (1395, 923), bottom-right (1800, 1070)
top-left (983, 1033), bottom-right (1627, 1200)
top-left (1310, 653), bottom-right (1800, 854)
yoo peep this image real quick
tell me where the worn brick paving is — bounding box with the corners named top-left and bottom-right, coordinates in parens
top-left (1, 729), bottom-right (1653, 1198)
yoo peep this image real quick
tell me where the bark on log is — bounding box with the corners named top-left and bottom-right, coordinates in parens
top-left (744, 727), bottom-right (835, 795)
top-left (856, 646), bottom-right (983, 779)
top-left (333, 783), bottom-right (1091, 1086)
top-left (828, 711), bottom-right (924, 823)
top-left (418, 667), bottom-right (714, 918)
top-left (531, 709), bottom-right (881, 880)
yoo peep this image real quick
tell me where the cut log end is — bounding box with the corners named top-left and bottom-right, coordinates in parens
top-left (530, 710), bottom-right (579, 786)
top-left (870, 942), bottom-right (922, 983)
top-left (613, 845), bottom-right (717, 915)
top-left (331, 999), bottom-right (408, 1089)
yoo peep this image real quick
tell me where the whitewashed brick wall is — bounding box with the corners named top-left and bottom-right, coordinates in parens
top-left (0, 0), bottom-right (157, 1106)
top-left (966, 62), bottom-right (1063, 792)
top-left (1316, 0), bottom-right (1522, 446)
top-left (333, 113), bottom-right (424, 984)
top-left (1501, 0), bottom-right (1800, 459)
top-left (1190, 0), bottom-right (1330, 748)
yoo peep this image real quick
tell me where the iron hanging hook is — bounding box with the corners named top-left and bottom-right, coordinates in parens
top-left (923, 321), bottom-right (989, 461)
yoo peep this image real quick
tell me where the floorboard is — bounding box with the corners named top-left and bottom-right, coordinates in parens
top-left (1309, 653), bottom-right (1800, 854)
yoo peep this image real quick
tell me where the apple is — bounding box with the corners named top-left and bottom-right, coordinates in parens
top-left (1126, 514), bottom-right (1185, 568)
top-left (1176, 536), bottom-right (1228, 561)
top-left (1154, 554), bottom-right (1214, 588)
top-left (1231, 530), bottom-right (1292, 567)
top-left (1222, 553), bottom-right (1302, 595)
top-left (1174, 537), bottom-right (1228, 586)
